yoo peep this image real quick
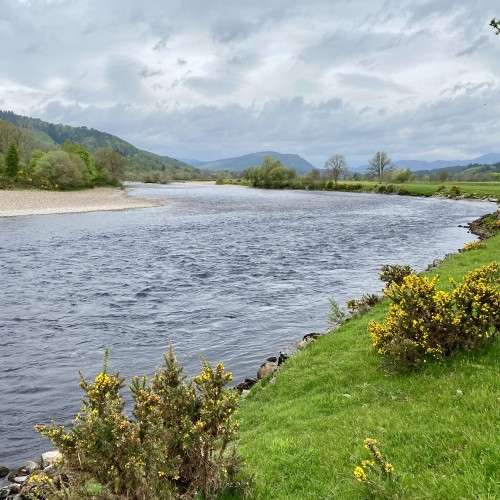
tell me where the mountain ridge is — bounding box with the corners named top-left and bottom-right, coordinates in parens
top-left (352, 153), bottom-right (500, 173)
top-left (183, 151), bottom-right (315, 174)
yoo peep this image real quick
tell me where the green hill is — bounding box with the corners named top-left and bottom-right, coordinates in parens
top-left (0, 110), bottom-right (200, 178)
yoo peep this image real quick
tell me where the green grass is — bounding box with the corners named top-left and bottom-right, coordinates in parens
top-left (235, 230), bottom-right (500, 499)
top-left (397, 181), bottom-right (500, 198)
top-left (335, 181), bottom-right (500, 198)
top-left (227, 179), bottom-right (500, 199)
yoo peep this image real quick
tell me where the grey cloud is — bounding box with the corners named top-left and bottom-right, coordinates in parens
top-left (337, 73), bottom-right (414, 95)
top-left (2, 0), bottom-right (500, 168)
top-left (153, 35), bottom-right (170, 51)
top-left (183, 76), bottom-right (239, 97)
top-left (139, 68), bottom-right (165, 78)
top-left (455, 36), bottom-right (490, 57)
top-left (406, 0), bottom-right (463, 25)
top-left (211, 19), bottom-right (258, 44)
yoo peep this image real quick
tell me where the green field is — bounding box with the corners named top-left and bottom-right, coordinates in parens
top-left (235, 221), bottom-right (500, 498)
top-left (228, 178), bottom-right (500, 200)
top-left (338, 180), bottom-right (500, 198)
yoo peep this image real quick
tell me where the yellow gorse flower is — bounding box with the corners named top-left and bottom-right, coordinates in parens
top-left (353, 466), bottom-right (367, 483)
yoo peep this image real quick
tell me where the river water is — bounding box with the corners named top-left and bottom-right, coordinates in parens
top-left (0, 184), bottom-right (494, 470)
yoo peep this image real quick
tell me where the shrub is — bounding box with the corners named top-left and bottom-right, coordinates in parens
top-left (379, 264), bottom-right (415, 286)
top-left (368, 263), bottom-right (500, 369)
top-left (462, 241), bottom-right (486, 252)
top-left (436, 185), bottom-right (447, 193)
top-left (346, 294), bottom-right (381, 316)
top-left (35, 346), bottom-right (244, 499)
top-left (327, 298), bottom-right (346, 330)
top-left (33, 150), bottom-right (92, 189)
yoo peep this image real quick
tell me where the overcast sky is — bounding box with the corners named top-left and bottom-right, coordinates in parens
top-left (1, 0), bottom-right (499, 167)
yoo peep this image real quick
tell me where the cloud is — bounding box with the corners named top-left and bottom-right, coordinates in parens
top-left (455, 35), bottom-right (490, 57)
top-left (1, 0), bottom-right (499, 167)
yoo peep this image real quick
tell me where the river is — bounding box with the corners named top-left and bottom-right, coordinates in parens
top-left (0, 184), bottom-right (494, 470)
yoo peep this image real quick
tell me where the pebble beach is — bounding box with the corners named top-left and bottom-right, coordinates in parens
top-left (0, 187), bottom-right (164, 217)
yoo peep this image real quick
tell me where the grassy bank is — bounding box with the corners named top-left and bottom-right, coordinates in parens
top-left (224, 179), bottom-right (500, 200)
top-left (236, 225), bottom-right (500, 498)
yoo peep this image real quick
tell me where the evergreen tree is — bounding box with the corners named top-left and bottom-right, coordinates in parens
top-left (5, 142), bottom-right (19, 177)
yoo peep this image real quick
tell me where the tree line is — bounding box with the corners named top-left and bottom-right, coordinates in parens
top-left (242, 151), bottom-right (395, 189)
top-left (238, 151), bottom-right (500, 190)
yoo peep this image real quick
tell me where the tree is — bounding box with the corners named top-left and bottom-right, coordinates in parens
top-left (439, 169), bottom-right (450, 182)
top-left (308, 167), bottom-right (322, 181)
top-left (392, 168), bottom-right (412, 183)
top-left (34, 150), bottom-right (91, 188)
top-left (0, 120), bottom-right (34, 164)
top-left (368, 151), bottom-right (392, 182)
top-left (5, 142), bottom-right (19, 177)
top-left (93, 148), bottom-right (125, 184)
top-left (324, 154), bottom-right (348, 186)
top-left (244, 155), bottom-right (297, 188)
top-left (491, 18), bottom-right (500, 35)
top-left (62, 140), bottom-right (98, 180)
top-left (28, 150), bottom-right (45, 174)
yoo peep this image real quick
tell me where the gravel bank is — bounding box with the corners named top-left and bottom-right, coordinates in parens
top-left (0, 187), bottom-right (164, 217)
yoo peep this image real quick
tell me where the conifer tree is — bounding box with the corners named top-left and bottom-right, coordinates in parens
top-left (5, 142), bottom-right (19, 177)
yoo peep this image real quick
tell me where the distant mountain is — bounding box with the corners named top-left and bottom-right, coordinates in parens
top-left (186, 151), bottom-right (315, 174)
top-left (352, 153), bottom-right (500, 174)
top-left (179, 158), bottom-right (209, 167)
top-left (393, 154), bottom-right (500, 171)
top-left (0, 110), bottom-right (195, 174)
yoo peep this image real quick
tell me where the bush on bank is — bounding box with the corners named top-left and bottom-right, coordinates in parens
top-left (369, 262), bottom-right (500, 370)
top-left (33, 346), bottom-right (245, 499)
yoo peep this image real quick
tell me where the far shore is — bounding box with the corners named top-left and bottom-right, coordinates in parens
top-left (0, 187), bottom-right (165, 218)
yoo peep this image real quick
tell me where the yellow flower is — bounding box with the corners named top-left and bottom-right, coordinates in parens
top-left (354, 466), bottom-right (367, 482)
top-left (384, 462), bottom-right (395, 474)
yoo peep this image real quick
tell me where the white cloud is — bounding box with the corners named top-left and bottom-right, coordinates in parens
top-left (1, 0), bottom-right (500, 166)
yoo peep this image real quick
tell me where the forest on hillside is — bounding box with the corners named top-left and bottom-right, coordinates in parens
top-left (0, 111), bottom-right (205, 187)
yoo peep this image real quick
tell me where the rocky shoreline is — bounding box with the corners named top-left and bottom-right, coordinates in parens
top-left (0, 451), bottom-right (61, 499)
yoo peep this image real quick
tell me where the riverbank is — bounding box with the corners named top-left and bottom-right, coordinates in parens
top-left (225, 178), bottom-right (500, 200)
top-left (0, 187), bottom-right (165, 217)
top-left (236, 212), bottom-right (500, 499)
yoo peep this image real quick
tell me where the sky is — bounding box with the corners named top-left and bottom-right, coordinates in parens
top-left (1, 0), bottom-right (500, 167)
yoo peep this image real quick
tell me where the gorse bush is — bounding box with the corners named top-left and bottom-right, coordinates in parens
top-left (379, 264), bottom-right (415, 287)
top-left (369, 262), bottom-right (500, 369)
top-left (35, 346), bottom-right (243, 499)
top-left (462, 241), bottom-right (486, 252)
top-left (346, 294), bottom-right (381, 316)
